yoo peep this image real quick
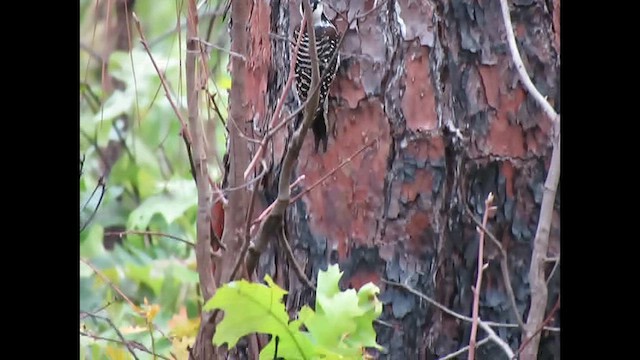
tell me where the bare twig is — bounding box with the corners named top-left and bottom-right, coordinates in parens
top-left (244, 0), bottom-right (322, 276)
top-left (374, 319), bottom-right (393, 328)
top-left (254, 138), bottom-right (376, 232)
top-left (80, 129), bottom-right (111, 172)
top-left (182, 4), bottom-right (221, 359)
top-left (80, 154), bottom-right (85, 177)
top-left (80, 331), bottom-right (171, 360)
top-left (208, 177), bottom-right (228, 206)
top-left (290, 138), bottom-right (377, 204)
top-left (207, 159), bottom-right (269, 354)
top-left (100, 0), bottom-right (113, 96)
top-left (238, 95), bottom-right (317, 174)
top-left (199, 38), bottom-right (246, 61)
top-left (185, 0), bottom-right (216, 299)
top-left (277, 0), bottom-right (389, 131)
top-left (204, 2), bottom-right (222, 43)
top-left (82, 0), bottom-right (100, 84)
top-left (215, 0), bottom-right (252, 288)
top-left (80, 176), bottom-right (106, 233)
top-left (382, 279), bottom-right (496, 326)
top-left (228, 163), bottom-right (273, 282)
top-left (279, 221), bottom-right (315, 290)
top-left (499, 0), bottom-right (558, 122)
top-left (206, 90), bottom-right (227, 128)
top-left (122, 0), bottom-right (141, 128)
top-left (251, 175), bottom-right (306, 230)
top-left (498, 1), bottom-right (560, 358)
top-left (82, 300), bottom-right (113, 317)
top-left (243, 15), bottom-right (307, 180)
top-left (462, 204), bottom-right (524, 330)
top-left (80, 258), bottom-right (139, 312)
top-left (150, 324), bottom-right (179, 360)
top-left (243, 0), bottom-right (390, 180)
top-left (252, 138), bottom-right (375, 228)
top-left (382, 279), bottom-right (559, 332)
top-left (225, 111), bottom-right (263, 144)
top-left (80, 41), bottom-right (105, 65)
top-left (218, 159), bottom-right (269, 194)
top-left (158, 142), bottom-right (175, 179)
top-left (146, 317), bottom-right (157, 360)
top-left (196, 0), bottom-right (256, 356)
top-left (546, 255), bottom-right (560, 286)
top-left (438, 337), bottom-right (490, 360)
top-left (469, 193), bottom-right (495, 360)
top-left (112, 120), bottom-right (137, 165)
top-left (104, 230), bottom-right (195, 247)
top-left (80, 311), bottom-right (141, 360)
top-left (148, 9), bottom-right (224, 47)
top-left (132, 13), bottom-right (198, 183)
top-left (227, 159), bottom-right (264, 282)
top-left (516, 295), bottom-right (560, 358)
top-left (383, 279), bottom-right (515, 359)
top-left (478, 321), bottom-right (515, 359)
top-left (80, 82), bottom-right (102, 113)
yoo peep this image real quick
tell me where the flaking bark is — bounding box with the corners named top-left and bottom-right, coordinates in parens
top-left (246, 0), bottom-right (560, 358)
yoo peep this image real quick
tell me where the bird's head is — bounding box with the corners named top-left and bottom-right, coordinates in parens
top-left (299, 0), bottom-right (324, 25)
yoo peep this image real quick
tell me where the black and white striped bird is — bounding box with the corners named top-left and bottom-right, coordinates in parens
top-left (292, 0), bottom-right (340, 153)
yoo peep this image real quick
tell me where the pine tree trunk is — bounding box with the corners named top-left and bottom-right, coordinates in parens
top-left (242, 0), bottom-right (560, 358)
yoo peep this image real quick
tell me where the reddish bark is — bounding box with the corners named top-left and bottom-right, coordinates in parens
top-left (242, 0), bottom-right (560, 358)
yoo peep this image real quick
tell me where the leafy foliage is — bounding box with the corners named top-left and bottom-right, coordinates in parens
top-left (80, 0), bottom-right (230, 358)
top-left (205, 265), bottom-right (383, 359)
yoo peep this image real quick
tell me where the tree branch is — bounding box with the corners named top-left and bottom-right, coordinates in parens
top-left (468, 193), bottom-right (495, 360)
top-left (243, 16), bottom-right (307, 180)
top-left (185, 0), bottom-right (216, 301)
top-left (463, 203), bottom-right (525, 330)
top-left (80, 311), bottom-right (141, 360)
top-left (250, 139), bottom-right (376, 230)
top-left (516, 295), bottom-right (560, 358)
top-left (498, 1), bottom-right (560, 358)
top-left (244, 0), bottom-right (321, 276)
top-left (80, 258), bottom-right (139, 312)
top-left (478, 321), bottom-right (515, 359)
top-left (227, 160), bottom-right (265, 281)
top-left (243, 0), bottom-right (390, 180)
top-left (290, 138), bottom-right (377, 204)
top-left (382, 279), bottom-right (559, 331)
top-left (438, 337), bottom-right (490, 360)
top-left (181, 1), bottom-right (220, 359)
top-left (546, 255), bottom-right (560, 286)
top-left (216, 0), bottom-right (252, 287)
top-left (132, 13), bottom-right (198, 183)
top-left (80, 41), bottom-right (106, 65)
top-left (80, 129), bottom-right (111, 172)
top-left (279, 220), bottom-right (315, 291)
top-left (80, 176), bottom-right (106, 233)
top-left (148, 8), bottom-right (225, 47)
top-left (245, 0), bottom-right (387, 273)
top-left (499, 0), bottom-right (558, 123)
top-left (250, 175), bottom-right (306, 232)
top-left (383, 279), bottom-right (514, 359)
top-left (104, 230), bottom-right (195, 247)
top-left (80, 330), bottom-right (172, 360)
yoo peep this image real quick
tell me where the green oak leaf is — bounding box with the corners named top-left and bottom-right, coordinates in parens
top-left (204, 275), bottom-right (315, 359)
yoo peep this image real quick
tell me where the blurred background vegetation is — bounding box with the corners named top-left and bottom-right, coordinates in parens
top-left (80, 0), bottom-right (230, 358)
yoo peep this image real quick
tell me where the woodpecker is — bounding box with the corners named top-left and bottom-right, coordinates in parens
top-left (292, 0), bottom-right (340, 153)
